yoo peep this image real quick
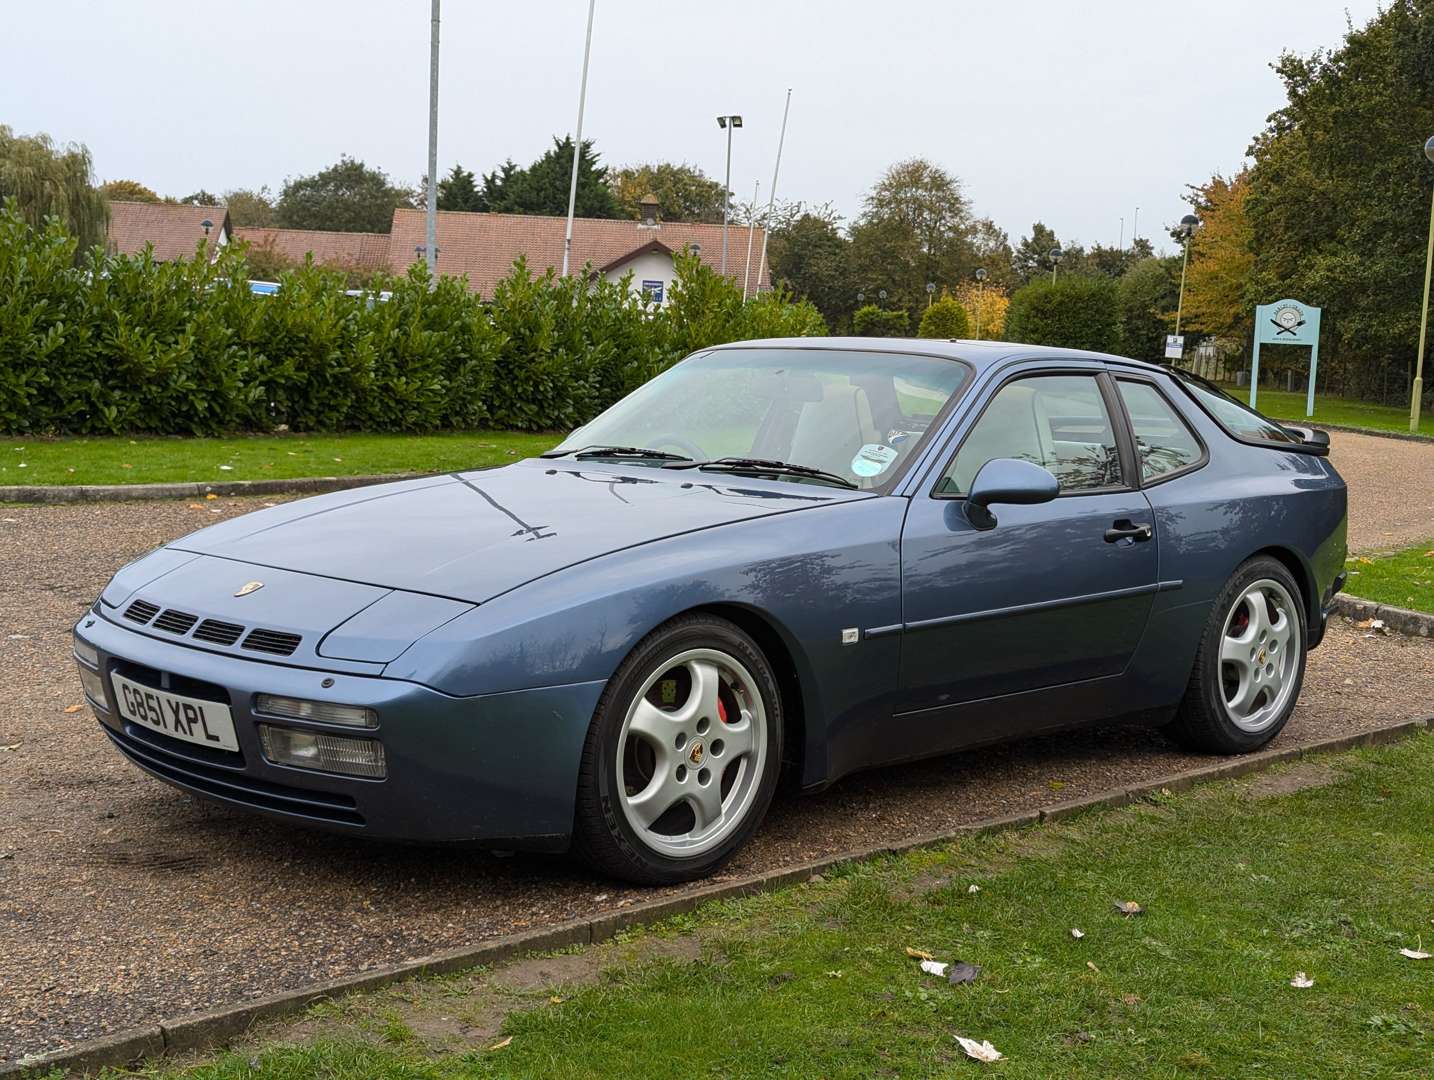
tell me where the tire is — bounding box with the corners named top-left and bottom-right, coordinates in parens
top-left (572, 613), bottom-right (784, 884)
top-left (1166, 555), bottom-right (1308, 754)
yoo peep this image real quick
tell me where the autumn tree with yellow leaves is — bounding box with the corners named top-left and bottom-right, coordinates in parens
top-left (1180, 171), bottom-right (1254, 343)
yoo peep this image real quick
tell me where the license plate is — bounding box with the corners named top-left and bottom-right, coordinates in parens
top-left (111, 673), bottom-right (239, 752)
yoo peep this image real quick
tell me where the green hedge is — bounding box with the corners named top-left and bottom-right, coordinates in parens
top-left (0, 205), bottom-right (826, 435)
top-left (1004, 276), bottom-right (1121, 354)
top-left (851, 304), bottom-right (909, 337)
top-left (917, 294), bottom-right (970, 339)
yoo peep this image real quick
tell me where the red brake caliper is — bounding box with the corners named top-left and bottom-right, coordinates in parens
top-left (717, 696), bottom-right (729, 724)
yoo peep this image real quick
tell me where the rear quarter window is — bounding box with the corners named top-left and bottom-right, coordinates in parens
top-left (1175, 372), bottom-right (1297, 444)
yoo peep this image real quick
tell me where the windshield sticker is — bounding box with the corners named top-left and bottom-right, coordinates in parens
top-left (850, 443), bottom-right (899, 478)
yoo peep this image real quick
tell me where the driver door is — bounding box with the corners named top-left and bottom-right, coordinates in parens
top-left (895, 368), bottom-right (1158, 745)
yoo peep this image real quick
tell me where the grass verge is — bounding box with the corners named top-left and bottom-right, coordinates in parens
top-left (0, 431), bottom-right (558, 487)
top-left (1346, 544), bottom-right (1434, 614)
top-left (1224, 387), bottom-right (1434, 439)
top-left (139, 733), bottom-right (1434, 1079)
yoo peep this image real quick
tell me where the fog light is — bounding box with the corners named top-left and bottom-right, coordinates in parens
top-left (258, 724), bottom-right (386, 779)
top-left (74, 637), bottom-right (99, 669)
top-left (77, 662), bottom-right (106, 707)
top-left (255, 694), bottom-right (376, 729)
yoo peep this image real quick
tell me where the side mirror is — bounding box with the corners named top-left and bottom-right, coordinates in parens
top-left (964, 458), bottom-right (1059, 529)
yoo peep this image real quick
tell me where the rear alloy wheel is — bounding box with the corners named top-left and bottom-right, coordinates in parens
top-left (1167, 556), bottom-right (1307, 754)
top-left (574, 615), bottom-right (782, 884)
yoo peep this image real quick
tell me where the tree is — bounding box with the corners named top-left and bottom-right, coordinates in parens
top-left (1013, 222), bottom-right (1070, 285)
top-left (609, 161), bottom-right (727, 223)
top-left (1180, 171), bottom-right (1254, 342)
top-left (437, 164), bottom-right (481, 212)
top-left (1117, 258), bottom-right (1179, 361)
top-left (0, 125), bottom-right (108, 254)
top-left (100, 179), bottom-right (159, 203)
top-left (849, 158), bottom-right (974, 312)
top-left (477, 137), bottom-right (620, 218)
top-left (951, 281), bottom-right (1009, 340)
top-left (918, 293), bottom-right (971, 339)
top-left (768, 206), bottom-right (852, 328)
top-left (275, 156), bottom-right (414, 233)
top-left (180, 189), bottom-right (221, 207)
top-left (852, 305), bottom-right (910, 337)
top-left (1241, 0), bottom-right (1434, 400)
top-left (222, 187), bottom-right (275, 228)
top-left (1005, 276), bottom-right (1121, 352)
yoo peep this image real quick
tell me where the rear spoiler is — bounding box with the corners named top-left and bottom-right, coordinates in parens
top-left (1278, 424), bottom-right (1331, 455)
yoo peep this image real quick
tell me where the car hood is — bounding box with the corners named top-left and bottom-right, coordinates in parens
top-left (171, 459), bottom-right (867, 604)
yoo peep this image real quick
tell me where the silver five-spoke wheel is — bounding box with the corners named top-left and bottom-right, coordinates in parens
top-left (616, 648), bottom-right (768, 858)
top-left (1219, 577), bottom-right (1301, 733)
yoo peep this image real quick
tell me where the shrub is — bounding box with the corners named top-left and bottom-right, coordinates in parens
top-left (0, 204), bottom-right (826, 435)
top-left (917, 294), bottom-right (970, 339)
top-left (851, 304), bottom-right (909, 337)
top-left (1004, 276), bottom-right (1121, 353)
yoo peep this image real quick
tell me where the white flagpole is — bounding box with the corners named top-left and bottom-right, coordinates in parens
top-left (562, 0), bottom-right (597, 277)
top-left (755, 88), bottom-right (791, 293)
top-left (743, 179), bottom-right (760, 298)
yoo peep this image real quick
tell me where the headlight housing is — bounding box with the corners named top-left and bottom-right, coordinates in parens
top-left (258, 724), bottom-right (386, 779)
top-left (254, 694), bottom-right (376, 729)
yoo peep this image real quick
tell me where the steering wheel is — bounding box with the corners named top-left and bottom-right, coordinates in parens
top-left (648, 434), bottom-right (708, 460)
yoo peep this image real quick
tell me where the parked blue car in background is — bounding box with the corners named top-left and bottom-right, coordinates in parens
top-left (75, 339), bottom-right (1347, 883)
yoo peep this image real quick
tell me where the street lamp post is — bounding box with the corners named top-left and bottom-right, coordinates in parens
top-left (1049, 246), bottom-right (1063, 284)
top-left (974, 267), bottom-right (988, 340)
top-left (426, 0), bottom-right (440, 277)
top-left (1412, 134), bottom-right (1434, 433)
top-left (1175, 213), bottom-right (1199, 336)
top-left (925, 281), bottom-right (936, 308)
top-left (716, 114), bottom-right (742, 276)
top-left (562, 0), bottom-right (597, 277)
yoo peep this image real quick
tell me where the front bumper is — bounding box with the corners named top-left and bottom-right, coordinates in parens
top-left (74, 611), bottom-right (605, 851)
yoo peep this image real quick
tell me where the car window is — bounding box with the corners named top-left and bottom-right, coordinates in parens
top-left (1174, 371), bottom-right (1297, 443)
top-left (1117, 380), bottom-right (1203, 482)
top-left (938, 374), bottom-right (1122, 495)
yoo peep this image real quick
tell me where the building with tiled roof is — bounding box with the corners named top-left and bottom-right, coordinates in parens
top-left (106, 201), bottom-right (230, 262)
top-left (386, 206), bottom-right (769, 303)
top-left (233, 227), bottom-right (391, 272)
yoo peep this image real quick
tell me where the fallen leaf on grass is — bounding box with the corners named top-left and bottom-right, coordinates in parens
top-left (968, 884), bottom-right (981, 894)
top-left (548, 995), bottom-right (563, 1004)
top-left (920, 959), bottom-right (949, 977)
top-left (488, 1036), bottom-right (512, 1051)
top-left (1122, 993), bottom-right (1141, 1005)
top-left (188, 503), bottom-right (204, 509)
top-left (948, 961), bottom-right (981, 985)
top-left (955, 1036), bottom-right (1003, 1063)
top-left (1399, 948), bottom-right (1431, 960)
top-left (121, 463), bottom-right (133, 469)
top-left (63, 704), bottom-right (83, 714)
top-left (905, 946), bottom-right (934, 961)
top-left (218, 465), bottom-right (233, 471)
top-left (826, 970), bottom-right (844, 978)
top-left (205, 493), bottom-right (218, 500)
top-left (1290, 972), bottom-right (1314, 988)
top-left (1087, 961), bottom-right (1100, 974)
top-left (1115, 901), bottom-right (1145, 916)
top-left (1071, 928), bottom-right (1085, 939)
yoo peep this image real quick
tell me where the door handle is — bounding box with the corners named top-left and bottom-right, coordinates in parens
top-left (1104, 519), bottom-right (1153, 543)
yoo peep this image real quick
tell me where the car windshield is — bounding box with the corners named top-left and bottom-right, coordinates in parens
top-left (552, 347), bottom-right (972, 490)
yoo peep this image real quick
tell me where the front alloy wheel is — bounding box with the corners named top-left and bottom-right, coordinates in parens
top-left (574, 615), bottom-right (783, 884)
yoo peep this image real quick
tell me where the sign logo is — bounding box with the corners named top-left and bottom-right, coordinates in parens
top-left (234, 581), bottom-right (264, 597)
top-left (688, 741), bottom-right (705, 766)
top-left (1271, 303), bottom-right (1305, 336)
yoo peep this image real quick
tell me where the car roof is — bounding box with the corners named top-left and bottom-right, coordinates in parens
top-left (709, 336), bottom-right (1169, 377)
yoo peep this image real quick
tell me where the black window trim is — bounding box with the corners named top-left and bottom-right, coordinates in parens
top-left (1167, 367), bottom-right (1329, 457)
top-left (1109, 372), bottom-right (1210, 488)
top-left (929, 365), bottom-right (1135, 501)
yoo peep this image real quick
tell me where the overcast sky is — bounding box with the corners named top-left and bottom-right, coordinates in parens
top-left (2, 1), bottom-right (1379, 252)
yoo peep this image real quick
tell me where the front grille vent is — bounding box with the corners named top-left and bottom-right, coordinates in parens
top-left (241, 628), bottom-right (302, 656)
top-left (193, 619), bottom-right (244, 646)
top-left (152, 609), bottom-right (199, 635)
top-left (124, 599), bottom-right (160, 624)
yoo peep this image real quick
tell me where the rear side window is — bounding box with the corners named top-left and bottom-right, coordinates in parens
top-left (1116, 380), bottom-right (1203, 482)
top-left (1176, 372), bottom-right (1297, 444)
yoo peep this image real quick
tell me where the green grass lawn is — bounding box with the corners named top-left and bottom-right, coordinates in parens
top-left (1222, 386), bottom-right (1434, 438)
top-left (1345, 543), bottom-right (1434, 613)
top-left (0, 431), bottom-right (559, 486)
top-left (143, 734), bottom-right (1434, 1080)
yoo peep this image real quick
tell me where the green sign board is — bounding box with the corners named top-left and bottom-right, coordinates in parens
top-left (1250, 298), bottom-right (1322, 416)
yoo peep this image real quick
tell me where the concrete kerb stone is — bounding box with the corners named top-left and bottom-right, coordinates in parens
top-left (1330, 593), bottom-right (1434, 638)
top-left (8, 716), bottom-right (1432, 1078)
top-left (0, 472), bottom-right (431, 505)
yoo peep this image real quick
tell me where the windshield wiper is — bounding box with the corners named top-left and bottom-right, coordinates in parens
top-left (540, 444), bottom-right (692, 462)
top-left (662, 457), bottom-right (858, 490)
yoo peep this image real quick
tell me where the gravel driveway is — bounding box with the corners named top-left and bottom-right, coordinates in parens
top-left (3, 433), bottom-right (1431, 1064)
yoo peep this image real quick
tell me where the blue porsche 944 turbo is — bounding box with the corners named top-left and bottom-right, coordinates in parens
top-left (76, 339), bottom-right (1346, 883)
